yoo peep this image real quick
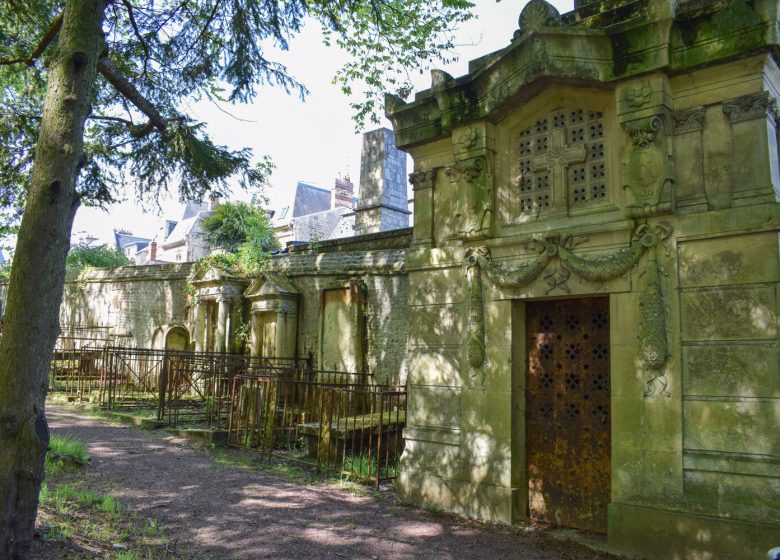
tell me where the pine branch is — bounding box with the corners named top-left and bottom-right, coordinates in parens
top-left (121, 0), bottom-right (151, 77)
top-left (96, 57), bottom-right (168, 133)
top-left (0, 12), bottom-right (63, 66)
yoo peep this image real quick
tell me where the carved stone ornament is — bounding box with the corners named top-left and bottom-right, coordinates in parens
top-left (672, 107), bottom-right (705, 134)
top-left (623, 82), bottom-right (652, 109)
top-left (409, 168), bottom-right (437, 191)
top-left (623, 115), bottom-right (662, 149)
top-left (465, 223), bottom-right (674, 394)
top-left (446, 156), bottom-right (493, 241)
top-left (640, 257), bottom-right (671, 398)
top-left (515, 0), bottom-right (561, 38)
top-left (723, 91), bottom-right (779, 124)
top-left (464, 248), bottom-right (488, 378)
top-left (472, 222), bottom-right (673, 290)
top-left (622, 114), bottom-right (675, 216)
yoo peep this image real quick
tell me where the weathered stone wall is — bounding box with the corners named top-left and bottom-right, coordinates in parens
top-left (0, 230), bottom-right (412, 388)
top-left (270, 228), bottom-right (411, 385)
top-left (59, 264), bottom-right (193, 347)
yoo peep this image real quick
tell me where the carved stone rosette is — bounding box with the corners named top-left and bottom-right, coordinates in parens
top-left (515, 0), bottom-right (561, 38)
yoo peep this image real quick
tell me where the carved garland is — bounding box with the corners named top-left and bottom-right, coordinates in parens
top-left (464, 223), bottom-right (674, 393)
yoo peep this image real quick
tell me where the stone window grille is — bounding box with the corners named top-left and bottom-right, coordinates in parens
top-left (515, 108), bottom-right (608, 218)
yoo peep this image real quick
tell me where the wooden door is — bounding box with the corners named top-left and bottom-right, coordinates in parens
top-left (526, 298), bottom-right (611, 533)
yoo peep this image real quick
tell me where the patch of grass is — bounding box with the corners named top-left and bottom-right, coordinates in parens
top-left (341, 452), bottom-right (398, 481)
top-left (44, 435), bottom-right (90, 478)
top-left (37, 434), bottom-right (194, 559)
top-left (49, 434), bottom-right (89, 462)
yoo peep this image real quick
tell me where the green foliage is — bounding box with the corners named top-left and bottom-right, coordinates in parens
top-left (44, 435), bottom-right (90, 479)
top-left (197, 201), bottom-right (278, 276)
top-left (48, 435), bottom-right (89, 464)
top-left (0, 0), bottom-right (476, 230)
top-left (342, 452), bottom-right (398, 480)
top-left (66, 245), bottom-right (131, 273)
top-left (200, 201), bottom-right (276, 253)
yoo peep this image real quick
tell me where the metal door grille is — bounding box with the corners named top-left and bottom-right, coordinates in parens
top-left (526, 298), bottom-right (611, 533)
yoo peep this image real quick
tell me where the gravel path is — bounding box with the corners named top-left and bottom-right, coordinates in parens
top-left (46, 405), bottom-right (622, 560)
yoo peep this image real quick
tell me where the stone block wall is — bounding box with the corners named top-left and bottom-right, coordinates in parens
top-left (270, 229), bottom-right (412, 385)
top-left (0, 230), bottom-right (413, 388)
top-left (58, 264), bottom-right (193, 347)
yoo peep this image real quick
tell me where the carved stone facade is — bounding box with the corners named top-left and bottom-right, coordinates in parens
top-left (386, 1), bottom-right (780, 558)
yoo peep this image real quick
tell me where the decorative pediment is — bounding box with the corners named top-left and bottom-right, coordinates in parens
top-left (188, 263), bottom-right (246, 301)
top-left (189, 265), bottom-right (242, 286)
top-left (244, 273), bottom-right (299, 300)
top-left (387, 1), bottom-right (773, 150)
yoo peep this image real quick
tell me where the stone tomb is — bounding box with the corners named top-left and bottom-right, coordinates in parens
top-left (387, 0), bottom-right (780, 558)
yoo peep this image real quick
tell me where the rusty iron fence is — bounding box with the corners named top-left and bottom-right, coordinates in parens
top-left (99, 347), bottom-right (314, 427)
top-left (50, 336), bottom-right (109, 399)
top-left (227, 375), bottom-right (406, 486)
top-left (49, 324), bottom-right (133, 399)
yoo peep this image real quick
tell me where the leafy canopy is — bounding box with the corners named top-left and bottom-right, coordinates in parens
top-left (199, 200), bottom-right (278, 275)
top-left (65, 245), bottom-right (131, 273)
top-left (200, 201), bottom-right (276, 253)
top-left (0, 0), bottom-right (475, 231)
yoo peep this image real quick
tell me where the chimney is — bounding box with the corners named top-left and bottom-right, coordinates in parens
top-left (354, 128), bottom-right (410, 235)
top-left (209, 193), bottom-right (221, 211)
top-left (150, 241), bottom-right (157, 262)
top-left (334, 175), bottom-right (354, 209)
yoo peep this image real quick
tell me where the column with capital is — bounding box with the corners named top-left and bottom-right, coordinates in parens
top-left (215, 296), bottom-right (229, 353)
top-left (193, 296), bottom-right (205, 352)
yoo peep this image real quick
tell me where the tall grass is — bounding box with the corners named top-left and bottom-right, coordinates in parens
top-left (45, 434), bottom-right (89, 477)
top-left (341, 453), bottom-right (398, 480)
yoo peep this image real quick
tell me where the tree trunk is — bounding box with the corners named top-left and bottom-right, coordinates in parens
top-left (0, 1), bottom-right (106, 557)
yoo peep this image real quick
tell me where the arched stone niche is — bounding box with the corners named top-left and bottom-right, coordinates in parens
top-left (189, 267), bottom-right (246, 353)
top-left (243, 273), bottom-right (299, 358)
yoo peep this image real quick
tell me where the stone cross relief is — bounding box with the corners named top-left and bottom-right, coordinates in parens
top-left (531, 128), bottom-right (586, 214)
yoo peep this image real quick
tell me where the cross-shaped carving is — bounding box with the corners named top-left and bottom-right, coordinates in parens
top-left (531, 128), bottom-right (587, 213)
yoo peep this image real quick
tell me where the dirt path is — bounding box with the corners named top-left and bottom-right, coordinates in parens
top-left (44, 405), bottom-right (622, 560)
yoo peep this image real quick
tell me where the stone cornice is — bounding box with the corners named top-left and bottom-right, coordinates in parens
top-left (386, 1), bottom-right (774, 150)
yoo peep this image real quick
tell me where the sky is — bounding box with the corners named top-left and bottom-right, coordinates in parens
top-left (70, 0), bottom-right (574, 246)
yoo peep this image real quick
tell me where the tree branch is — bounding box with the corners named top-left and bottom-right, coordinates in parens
top-left (120, 0), bottom-right (151, 77)
top-left (96, 57), bottom-right (168, 134)
top-left (0, 12), bottom-right (63, 66)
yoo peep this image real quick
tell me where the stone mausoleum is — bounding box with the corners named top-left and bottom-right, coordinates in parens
top-left (1, 1), bottom-right (778, 558)
top-left (385, 0), bottom-right (780, 557)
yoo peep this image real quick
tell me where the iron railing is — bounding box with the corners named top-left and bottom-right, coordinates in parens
top-left (228, 376), bottom-right (405, 486)
top-left (100, 347), bottom-right (314, 426)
